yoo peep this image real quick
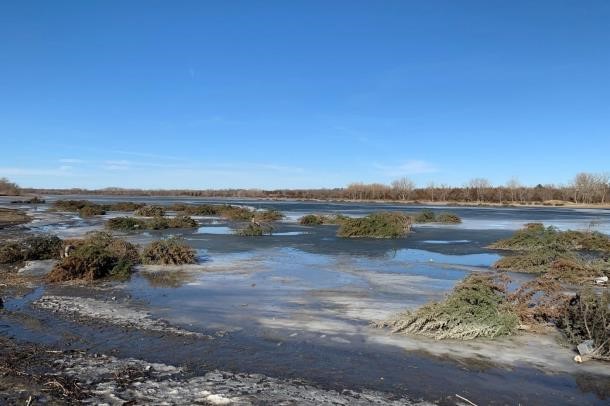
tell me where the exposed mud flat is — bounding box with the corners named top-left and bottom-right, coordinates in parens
top-left (0, 337), bottom-right (430, 406)
top-left (56, 352), bottom-right (427, 405)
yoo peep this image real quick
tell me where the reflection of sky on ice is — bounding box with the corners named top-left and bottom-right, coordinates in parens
top-left (415, 218), bottom-right (610, 234)
top-left (128, 246), bottom-right (475, 334)
top-left (197, 226), bottom-right (233, 235)
top-left (423, 240), bottom-right (470, 244)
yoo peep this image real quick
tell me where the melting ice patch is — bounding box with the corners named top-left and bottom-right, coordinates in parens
top-left (273, 231), bottom-right (309, 236)
top-left (197, 226), bottom-right (233, 235)
top-left (391, 248), bottom-right (500, 267)
top-left (422, 240), bottom-right (470, 244)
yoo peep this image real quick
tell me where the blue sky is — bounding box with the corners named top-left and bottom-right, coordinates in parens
top-left (1, 1), bottom-right (609, 189)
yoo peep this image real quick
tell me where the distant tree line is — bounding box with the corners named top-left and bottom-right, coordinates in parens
top-left (8, 172), bottom-right (610, 204)
top-left (342, 172), bottom-right (609, 204)
top-left (0, 177), bottom-right (20, 196)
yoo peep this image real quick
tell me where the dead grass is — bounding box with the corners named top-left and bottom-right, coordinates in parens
top-left (0, 234), bottom-right (63, 264)
top-left (236, 222), bottom-right (273, 236)
top-left (0, 208), bottom-right (30, 228)
top-left (559, 288), bottom-right (610, 361)
top-left (507, 278), bottom-right (569, 328)
top-left (46, 232), bottom-right (140, 282)
top-left (173, 203), bottom-right (285, 223)
top-left (134, 205), bottom-right (166, 217)
top-left (107, 202), bottom-right (145, 211)
top-left (377, 274), bottom-right (518, 340)
top-left (106, 217), bottom-right (147, 231)
top-left (52, 200), bottom-right (145, 216)
top-left (337, 212), bottom-right (411, 238)
top-left (491, 224), bottom-right (610, 282)
top-left (145, 216), bottom-right (197, 230)
top-left (546, 256), bottom-right (610, 283)
top-left (299, 214), bottom-right (349, 226)
top-left (78, 205), bottom-right (106, 217)
top-left (412, 210), bottom-right (462, 224)
top-left (167, 215), bottom-right (198, 228)
top-left (173, 204), bottom-right (220, 215)
top-left (253, 209), bottom-right (284, 222)
top-left (436, 212), bottom-right (462, 224)
top-left (176, 204), bottom-right (254, 220)
top-left (218, 205), bottom-right (255, 221)
top-left (299, 214), bottom-right (325, 225)
top-left (106, 216), bottom-right (197, 231)
top-left (141, 237), bottom-right (197, 265)
top-left (494, 251), bottom-right (609, 283)
top-left (489, 223), bottom-right (610, 252)
top-left (493, 249), bottom-right (561, 273)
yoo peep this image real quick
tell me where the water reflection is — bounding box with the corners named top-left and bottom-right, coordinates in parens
top-left (390, 248), bottom-right (500, 267)
top-left (140, 269), bottom-right (196, 288)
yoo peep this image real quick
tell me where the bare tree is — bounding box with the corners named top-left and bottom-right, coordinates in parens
top-left (594, 173), bottom-right (609, 204)
top-left (506, 177), bottom-right (521, 202)
top-left (391, 177), bottom-right (415, 201)
top-left (346, 183), bottom-right (364, 200)
top-left (425, 181), bottom-right (436, 201)
top-left (438, 183), bottom-right (450, 202)
top-left (346, 182), bottom-right (391, 200)
top-left (11, 171), bottom-right (610, 205)
top-left (573, 173), bottom-right (597, 203)
top-left (468, 178), bottom-right (491, 202)
top-left (0, 177), bottom-right (20, 196)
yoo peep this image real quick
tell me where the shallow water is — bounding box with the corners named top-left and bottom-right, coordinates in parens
top-left (197, 226), bottom-right (234, 235)
top-left (2, 196), bottom-right (610, 404)
top-left (34, 195), bottom-right (610, 232)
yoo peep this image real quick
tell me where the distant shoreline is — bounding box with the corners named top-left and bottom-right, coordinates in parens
top-left (4, 193), bottom-right (610, 210)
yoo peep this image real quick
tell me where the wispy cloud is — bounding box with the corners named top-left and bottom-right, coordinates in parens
top-left (373, 160), bottom-right (439, 177)
top-left (104, 160), bottom-right (131, 166)
top-left (59, 158), bottom-right (85, 164)
top-left (243, 163), bottom-right (305, 173)
top-left (102, 160), bottom-right (131, 171)
top-left (94, 159), bottom-right (306, 175)
top-left (0, 166), bottom-right (77, 177)
top-left (209, 162), bottom-right (305, 174)
top-left (112, 150), bottom-right (185, 161)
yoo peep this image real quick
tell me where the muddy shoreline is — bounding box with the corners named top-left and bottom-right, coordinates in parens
top-left (0, 335), bottom-right (427, 405)
top-left (2, 260), bottom-right (608, 405)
